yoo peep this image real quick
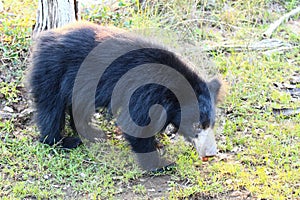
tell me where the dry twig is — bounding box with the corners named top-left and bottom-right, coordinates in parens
top-left (263, 6), bottom-right (300, 38)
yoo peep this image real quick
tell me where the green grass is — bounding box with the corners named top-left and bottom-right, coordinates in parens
top-left (1, 0), bottom-right (300, 199)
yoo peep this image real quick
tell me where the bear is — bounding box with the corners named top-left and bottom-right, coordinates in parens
top-left (26, 22), bottom-right (222, 171)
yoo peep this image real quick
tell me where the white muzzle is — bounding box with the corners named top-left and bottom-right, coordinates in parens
top-left (192, 127), bottom-right (217, 158)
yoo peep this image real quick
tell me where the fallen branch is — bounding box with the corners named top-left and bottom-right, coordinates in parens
top-left (272, 107), bottom-right (300, 117)
top-left (263, 6), bottom-right (300, 38)
top-left (200, 39), bottom-right (294, 53)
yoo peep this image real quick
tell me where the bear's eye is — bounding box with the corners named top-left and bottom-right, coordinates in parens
top-left (193, 122), bottom-right (203, 131)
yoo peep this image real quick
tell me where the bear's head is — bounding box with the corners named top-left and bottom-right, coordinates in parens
top-left (179, 78), bottom-right (223, 159)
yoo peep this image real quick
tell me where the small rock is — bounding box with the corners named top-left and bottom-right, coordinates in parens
top-left (0, 111), bottom-right (13, 119)
top-left (3, 106), bottom-right (14, 113)
top-left (43, 174), bottom-right (49, 179)
top-left (225, 179), bottom-right (233, 184)
top-left (229, 190), bottom-right (251, 199)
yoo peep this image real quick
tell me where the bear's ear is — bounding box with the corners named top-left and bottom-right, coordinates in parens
top-left (208, 78), bottom-right (225, 104)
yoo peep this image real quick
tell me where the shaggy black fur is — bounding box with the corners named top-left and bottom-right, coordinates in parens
top-left (27, 22), bottom-right (221, 153)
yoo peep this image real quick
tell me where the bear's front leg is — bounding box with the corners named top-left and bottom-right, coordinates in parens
top-left (123, 134), bottom-right (173, 171)
top-left (135, 151), bottom-right (174, 171)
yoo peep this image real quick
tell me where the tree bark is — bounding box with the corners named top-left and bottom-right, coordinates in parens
top-left (33, 0), bottom-right (79, 37)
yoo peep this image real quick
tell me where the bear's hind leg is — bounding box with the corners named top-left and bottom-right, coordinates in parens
top-left (36, 99), bottom-right (81, 149)
top-left (64, 106), bottom-right (82, 149)
top-left (36, 99), bottom-right (65, 146)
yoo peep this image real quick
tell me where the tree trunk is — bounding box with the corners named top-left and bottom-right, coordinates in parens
top-left (33, 0), bottom-right (79, 37)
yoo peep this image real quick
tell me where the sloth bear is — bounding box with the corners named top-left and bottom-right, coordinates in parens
top-left (27, 22), bottom-right (222, 170)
